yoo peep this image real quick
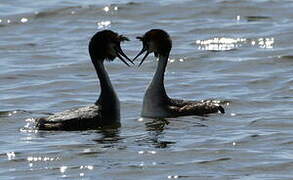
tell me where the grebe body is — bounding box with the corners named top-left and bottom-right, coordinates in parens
top-left (36, 30), bottom-right (132, 130)
top-left (134, 29), bottom-right (225, 118)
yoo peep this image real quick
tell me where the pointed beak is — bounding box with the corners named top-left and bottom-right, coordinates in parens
top-left (133, 48), bottom-right (150, 67)
top-left (115, 45), bottom-right (134, 67)
top-left (133, 36), bottom-right (150, 67)
top-left (132, 47), bottom-right (146, 62)
top-left (138, 51), bottom-right (149, 67)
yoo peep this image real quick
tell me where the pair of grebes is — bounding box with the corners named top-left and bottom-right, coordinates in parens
top-left (36, 29), bottom-right (225, 131)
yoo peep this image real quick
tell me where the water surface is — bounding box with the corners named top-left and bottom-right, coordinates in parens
top-left (1, 0), bottom-right (293, 179)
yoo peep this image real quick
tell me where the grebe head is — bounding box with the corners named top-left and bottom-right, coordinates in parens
top-left (89, 30), bottom-right (133, 66)
top-left (133, 29), bottom-right (172, 66)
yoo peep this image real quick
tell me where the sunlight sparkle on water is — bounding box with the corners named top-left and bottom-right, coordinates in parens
top-left (149, 150), bottom-right (156, 154)
top-left (97, 21), bottom-right (111, 29)
top-left (103, 6), bottom-right (118, 12)
top-left (82, 148), bottom-right (92, 153)
top-left (196, 37), bottom-right (274, 51)
top-left (196, 37), bottom-right (245, 51)
top-left (6, 152), bottom-right (16, 160)
top-left (80, 165), bottom-right (94, 170)
top-left (8, 110), bottom-right (17, 117)
top-left (231, 113), bottom-right (236, 116)
top-left (103, 6), bottom-right (110, 12)
top-left (27, 156), bottom-right (60, 162)
top-left (20, 118), bottom-right (39, 133)
top-left (168, 175), bottom-right (179, 179)
top-left (20, 17), bottom-right (28, 23)
top-left (138, 150), bottom-right (157, 155)
top-left (236, 15), bottom-right (241, 21)
top-left (20, 128), bottom-right (38, 133)
top-left (60, 166), bottom-right (67, 173)
top-left (168, 58), bottom-right (186, 63)
top-left (258, 38), bottom-right (274, 49)
top-left (169, 59), bottom-right (175, 63)
top-left (21, 136), bottom-right (32, 141)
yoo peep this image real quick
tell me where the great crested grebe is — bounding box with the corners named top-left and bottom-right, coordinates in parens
top-left (133, 29), bottom-right (225, 118)
top-left (35, 30), bottom-right (133, 131)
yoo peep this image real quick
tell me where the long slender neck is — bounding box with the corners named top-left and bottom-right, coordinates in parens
top-left (93, 60), bottom-right (118, 105)
top-left (141, 53), bottom-right (171, 117)
top-left (146, 54), bottom-right (169, 99)
top-left (92, 59), bottom-right (120, 123)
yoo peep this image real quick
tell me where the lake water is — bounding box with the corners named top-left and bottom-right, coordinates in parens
top-left (0, 0), bottom-right (293, 179)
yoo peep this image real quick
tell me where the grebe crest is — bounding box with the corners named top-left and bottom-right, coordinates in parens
top-left (89, 30), bottom-right (132, 65)
top-left (134, 29), bottom-right (172, 66)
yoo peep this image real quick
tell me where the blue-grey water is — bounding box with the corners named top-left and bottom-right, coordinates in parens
top-left (1, 0), bottom-right (293, 179)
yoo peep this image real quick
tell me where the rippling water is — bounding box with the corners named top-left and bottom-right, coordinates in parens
top-left (1, 0), bottom-right (293, 179)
